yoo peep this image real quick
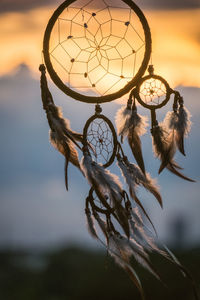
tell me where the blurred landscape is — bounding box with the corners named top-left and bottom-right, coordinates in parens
top-left (0, 245), bottom-right (200, 300)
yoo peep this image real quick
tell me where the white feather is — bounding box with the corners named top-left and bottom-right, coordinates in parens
top-left (115, 106), bottom-right (148, 139)
top-left (118, 158), bottom-right (162, 207)
top-left (115, 106), bottom-right (132, 136)
top-left (163, 107), bottom-right (191, 136)
top-left (81, 153), bottom-right (123, 204)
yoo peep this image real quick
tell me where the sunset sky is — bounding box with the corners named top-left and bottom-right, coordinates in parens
top-left (0, 1), bottom-right (200, 89)
top-left (0, 0), bottom-right (200, 250)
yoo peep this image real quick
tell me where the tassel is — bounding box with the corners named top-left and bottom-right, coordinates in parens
top-left (115, 105), bottom-right (148, 174)
top-left (152, 123), bottom-right (194, 181)
top-left (81, 153), bottom-right (130, 237)
top-left (39, 64), bottom-right (83, 190)
top-left (163, 104), bottom-right (191, 156)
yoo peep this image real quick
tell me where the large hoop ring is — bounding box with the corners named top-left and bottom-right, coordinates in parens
top-left (43, 0), bottom-right (152, 103)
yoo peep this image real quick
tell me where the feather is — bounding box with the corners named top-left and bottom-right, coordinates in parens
top-left (40, 66), bottom-right (82, 189)
top-left (152, 122), bottom-right (195, 181)
top-left (48, 105), bottom-right (81, 170)
top-left (81, 153), bottom-right (130, 237)
top-left (85, 207), bottom-right (98, 239)
top-left (163, 245), bottom-right (199, 300)
top-left (112, 234), bottom-right (163, 283)
top-left (108, 235), bottom-right (145, 299)
top-left (39, 64), bottom-right (54, 109)
top-left (40, 64), bottom-right (83, 146)
top-left (118, 156), bottom-right (163, 208)
top-left (152, 124), bottom-right (176, 174)
top-left (93, 211), bottom-right (108, 240)
top-left (64, 151), bottom-right (70, 191)
top-left (166, 163), bottom-right (195, 182)
top-left (128, 129), bottom-right (145, 175)
top-left (115, 106), bottom-right (148, 174)
top-left (117, 157), bottom-right (157, 233)
top-left (143, 173), bottom-right (162, 207)
top-left (163, 106), bottom-right (191, 156)
top-left (50, 130), bottom-right (80, 190)
top-left (115, 106), bottom-right (132, 141)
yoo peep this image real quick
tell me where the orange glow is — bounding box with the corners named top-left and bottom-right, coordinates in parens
top-left (146, 9), bottom-right (200, 88)
top-left (0, 6), bottom-right (199, 91)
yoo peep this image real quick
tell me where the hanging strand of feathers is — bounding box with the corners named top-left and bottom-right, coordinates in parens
top-left (115, 91), bottom-right (148, 174)
top-left (151, 107), bottom-right (194, 182)
top-left (39, 64), bottom-right (83, 190)
top-left (84, 158), bottom-right (199, 300)
top-left (39, 64), bottom-right (197, 299)
top-left (81, 150), bottom-right (131, 238)
top-left (163, 91), bottom-right (192, 156)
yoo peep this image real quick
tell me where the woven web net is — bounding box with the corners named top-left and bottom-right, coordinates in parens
top-left (87, 118), bottom-right (114, 165)
top-left (49, 0), bottom-right (146, 96)
top-left (139, 78), bottom-right (167, 106)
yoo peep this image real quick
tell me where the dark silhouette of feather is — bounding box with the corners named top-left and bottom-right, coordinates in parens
top-left (114, 234), bottom-right (164, 286)
top-left (152, 123), bottom-right (195, 181)
top-left (50, 130), bottom-right (80, 180)
top-left (124, 266), bottom-right (145, 300)
top-left (81, 154), bottom-right (130, 238)
top-left (163, 106), bottom-right (191, 156)
top-left (40, 64), bottom-right (82, 191)
top-left (171, 160), bottom-right (183, 170)
top-left (167, 163), bottom-right (195, 182)
top-left (143, 174), bottom-right (163, 208)
top-left (118, 156), bottom-right (163, 208)
top-left (93, 211), bottom-right (108, 240)
top-left (128, 130), bottom-right (145, 174)
top-left (64, 158), bottom-right (69, 191)
top-left (131, 194), bottom-right (157, 235)
top-left (117, 157), bottom-right (158, 233)
top-left (176, 135), bottom-right (185, 155)
top-left (115, 202), bottom-right (130, 238)
top-left (108, 234), bottom-right (145, 300)
top-left (152, 125), bottom-right (176, 174)
top-left (85, 208), bottom-right (98, 239)
top-left (162, 245), bottom-right (199, 300)
top-left (115, 106), bottom-right (148, 174)
top-left (63, 145), bottom-right (70, 191)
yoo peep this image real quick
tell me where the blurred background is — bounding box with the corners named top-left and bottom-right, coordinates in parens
top-left (0, 0), bottom-right (200, 299)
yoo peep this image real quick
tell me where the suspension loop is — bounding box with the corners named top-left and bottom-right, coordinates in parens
top-left (135, 74), bottom-right (172, 110)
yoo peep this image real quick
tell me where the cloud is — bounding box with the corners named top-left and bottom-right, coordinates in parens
top-left (0, 0), bottom-right (58, 13)
top-left (0, 0), bottom-right (199, 14)
top-left (140, 0), bottom-right (200, 9)
top-left (1, 6), bottom-right (199, 89)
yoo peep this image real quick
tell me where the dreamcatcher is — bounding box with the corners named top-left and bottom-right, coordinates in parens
top-left (39, 0), bottom-right (198, 299)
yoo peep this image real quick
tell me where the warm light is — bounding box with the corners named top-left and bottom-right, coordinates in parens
top-left (0, 6), bottom-right (199, 91)
top-left (48, 4), bottom-right (145, 96)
